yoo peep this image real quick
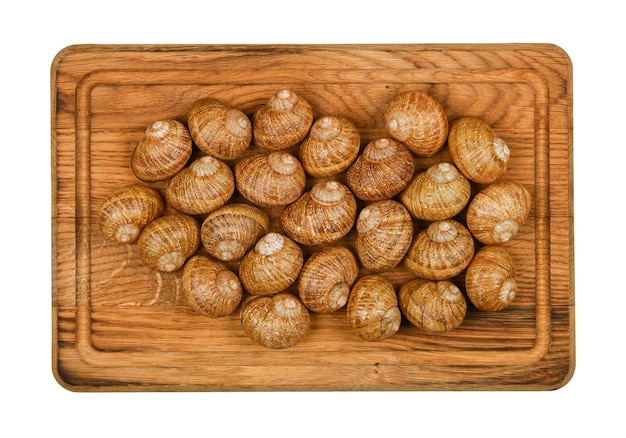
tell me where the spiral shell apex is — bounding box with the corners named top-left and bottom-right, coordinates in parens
top-left (299, 115), bottom-right (361, 177)
top-left (346, 138), bottom-right (415, 201)
top-left (240, 293), bottom-right (310, 349)
top-left (187, 97), bottom-right (251, 160)
top-left (398, 278), bottom-right (467, 333)
top-left (384, 90), bottom-right (449, 157)
top-left (252, 89), bottom-right (314, 150)
top-left (99, 184), bottom-right (165, 244)
top-left (130, 119), bottom-right (193, 182)
top-left (182, 255), bottom-right (242, 317)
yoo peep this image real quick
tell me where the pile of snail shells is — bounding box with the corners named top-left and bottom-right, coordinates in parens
top-left (98, 88), bottom-right (533, 349)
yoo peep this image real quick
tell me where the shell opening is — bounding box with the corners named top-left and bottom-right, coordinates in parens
top-left (191, 156), bottom-right (220, 177)
top-left (499, 279), bottom-right (517, 304)
top-left (437, 281), bottom-right (463, 303)
top-left (328, 282), bottom-right (350, 310)
top-left (268, 152), bottom-right (300, 175)
top-left (427, 220), bottom-right (459, 243)
top-left (216, 270), bottom-right (242, 295)
top-left (156, 252), bottom-right (186, 272)
top-left (493, 137), bottom-right (511, 163)
top-left (381, 307), bottom-right (401, 336)
top-left (224, 109), bottom-right (250, 138)
top-left (273, 294), bottom-right (302, 318)
top-left (214, 240), bottom-right (246, 261)
top-left (311, 181), bottom-right (345, 204)
top-left (356, 205), bottom-right (382, 234)
top-left (115, 224), bottom-right (141, 243)
top-left (363, 138), bottom-right (397, 161)
top-left (492, 219), bottom-right (519, 243)
top-left (256, 232), bottom-right (285, 256)
top-left (427, 162), bottom-right (458, 184)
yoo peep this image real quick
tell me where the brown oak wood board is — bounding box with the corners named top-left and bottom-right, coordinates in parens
top-left (51, 44), bottom-right (574, 391)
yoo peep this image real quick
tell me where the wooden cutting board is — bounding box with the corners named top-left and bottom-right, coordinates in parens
top-left (51, 44), bottom-right (574, 391)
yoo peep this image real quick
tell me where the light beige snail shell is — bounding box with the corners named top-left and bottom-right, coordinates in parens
top-left (182, 255), bottom-right (242, 318)
top-left (384, 90), bottom-right (449, 157)
top-left (347, 274), bottom-right (402, 342)
top-left (252, 89), bottom-right (314, 150)
top-left (346, 138), bottom-right (415, 201)
top-left (240, 293), bottom-right (311, 349)
top-left (200, 203), bottom-right (270, 262)
top-left (466, 181), bottom-right (532, 245)
top-left (234, 151), bottom-right (306, 208)
top-left (404, 219), bottom-right (475, 280)
top-left (130, 119), bottom-right (193, 182)
top-left (98, 184), bottom-right (165, 244)
top-left (165, 155), bottom-right (235, 216)
top-left (398, 278), bottom-right (467, 333)
top-left (299, 115), bottom-right (361, 177)
top-left (465, 245), bottom-right (517, 312)
top-left (137, 214), bottom-right (200, 272)
top-left (187, 97), bottom-right (252, 161)
top-left (355, 199), bottom-right (413, 273)
top-left (238, 232), bottom-right (304, 296)
top-left (399, 162), bottom-right (472, 221)
top-left (448, 116), bottom-right (510, 184)
top-left (297, 246), bottom-right (359, 313)
top-left (279, 180), bottom-right (357, 246)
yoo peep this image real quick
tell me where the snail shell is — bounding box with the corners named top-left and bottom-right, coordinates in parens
top-left (279, 180), bottom-right (357, 246)
top-left (466, 181), bottom-right (532, 245)
top-left (200, 203), bottom-right (270, 262)
top-left (165, 155), bottom-right (235, 216)
top-left (465, 245), bottom-right (517, 311)
top-left (240, 293), bottom-right (310, 349)
top-left (238, 232), bottom-right (304, 296)
top-left (130, 119), bottom-right (193, 182)
top-left (299, 115), bottom-right (361, 177)
top-left (398, 278), bottom-right (467, 333)
top-left (384, 90), bottom-right (449, 157)
top-left (98, 184), bottom-right (164, 244)
top-left (347, 274), bottom-right (401, 342)
top-left (137, 214), bottom-right (200, 272)
top-left (346, 138), bottom-right (415, 201)
top-left (404, 219), bottom-right (475, 280)
top-left (298, 246), bottom-right (359, 313)
top-left (448, 116), bottom-right (510, 184)
top-left (182, 255), bottom-right (242, 317)
top-left (355, 200), bottom-right (413, 273)
top-left (187, 97), bottom-right (252, 161)
top-left (234, 151), bottom-right (306, 208)
top-left (252, 89), bottom-right (314, 150)
top-left (399, 162), bottom-right (472, 221)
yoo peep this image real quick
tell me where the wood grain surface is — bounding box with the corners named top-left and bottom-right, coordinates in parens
top-left (51, 44), bottom-right (574, 391)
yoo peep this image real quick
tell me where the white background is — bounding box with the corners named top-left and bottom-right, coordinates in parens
top-left (2, 1), bottom-right (622, 436)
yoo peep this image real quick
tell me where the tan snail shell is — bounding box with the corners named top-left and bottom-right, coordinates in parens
top-left (355, 199), bottom-right (413, 273)
top-left (279, 180), bottom-right (357, 246)
top-left (98, 184), bottom-right (165, 244)
top-left (238, 232), bottom-right (304, 296)
top-left (384, 90), bottom-right (449, 157)
top-left (297, 246), bottom-right (359, 313)
top-left (252, 89), bottom-right (314, 150)
top-left (345, 138), bottom-right (415, 201)
top-left (130, 119), bottom-right (193, 182)
top-left (404, 219), bottom-right (475, 280)
top-left (234, 151), bottom-right (306, 207)
top-left (137, 214), bottom-right (200, 272)
top-left (182, 255), bottom-right (242, 318)
top-left (165, 155), bottom-right (235, 216)
top-left (187, 97), bottom-right (252, 161)
top-left (448, 116), bottom-right (510, 184)
top-left (399, 162), bottom-right (472, 221)
top-left (466, 181), bottom-right (532, 245)
top-left (398, 278), bottom-right (467, 333)
top-left (240, 293), bottom-right (310, 349)
top-left (347, 274), bottom-right (401, 342)
top-left (299, 115), bottom-right (361, 177)
top-left (200, 203), bottom-right (270, 262)
top-left (465, 245), bottom-right (517, 312)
